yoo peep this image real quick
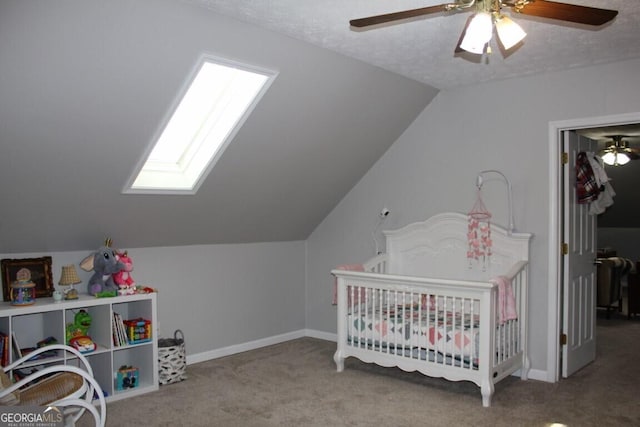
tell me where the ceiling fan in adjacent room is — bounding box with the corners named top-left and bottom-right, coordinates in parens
top-left (350, 0), bottom-right (618, 55)
top-left (599, 135), bottom-right (640, 166)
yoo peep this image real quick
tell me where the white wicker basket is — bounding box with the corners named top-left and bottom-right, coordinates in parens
top-left (158, 330), bottom-right (187, 385)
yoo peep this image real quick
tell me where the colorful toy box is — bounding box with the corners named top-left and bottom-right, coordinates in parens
top-left (124, 318), bottom-right (152, 344)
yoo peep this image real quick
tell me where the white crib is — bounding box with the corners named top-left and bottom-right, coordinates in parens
top-left (332, 212), bottom-right (532, 407)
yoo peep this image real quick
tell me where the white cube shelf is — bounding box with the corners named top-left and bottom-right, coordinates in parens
top-left (0, 293), bottom-right (158, 402)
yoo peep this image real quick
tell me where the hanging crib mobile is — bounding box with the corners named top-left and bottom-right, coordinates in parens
top-left (468, 187), bottom-right (492, 270)
top-left (468, 169), bottom-right (516, 271)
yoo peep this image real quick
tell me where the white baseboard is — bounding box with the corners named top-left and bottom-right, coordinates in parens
top-left (186, 330), bottom-right (306, 365)
top-left (186, 329), bottom-right (551, 384)
top-left (304, 329), bottom-right (336, 342)
top-left (527, 368), bottom-right (548, 382)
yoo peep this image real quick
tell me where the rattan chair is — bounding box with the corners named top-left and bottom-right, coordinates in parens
top-left (0, 344), bottom-right (106, 426)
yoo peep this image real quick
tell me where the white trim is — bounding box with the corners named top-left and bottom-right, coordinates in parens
top-left (547, 112), bottom-right (640, 383)
top-left (526, 368), bottom-right (548, 382)
top-left (304, 329), bottom-right (337, 342)
top-left (186, 329), bottom-right (336, 365)
top-left (186, 329), bottom-right (305, 365)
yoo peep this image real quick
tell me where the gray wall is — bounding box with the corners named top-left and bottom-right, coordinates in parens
top-left (598, 159), bottom-right (640, 229)
top-left (1, 240), bottom-right (306, 356)
top-left (305, 58), bottom-right (640, 378)
top-left (597, 159), bottom-right (640, 261)
top-left (598, 229), bottom-right (640, 262)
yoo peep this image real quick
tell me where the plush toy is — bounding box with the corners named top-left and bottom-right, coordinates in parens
top-left (65, 309), bottom-right (92, 344)
top-left (113, 251), bottom-right (136, 296)
top-left (81, 239), bottom-right (126, 296)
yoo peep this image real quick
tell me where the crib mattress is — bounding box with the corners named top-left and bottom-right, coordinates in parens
top-left (347, 305), bottom-right (480, 367)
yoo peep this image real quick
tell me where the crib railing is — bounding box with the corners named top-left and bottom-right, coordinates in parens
top-left (364, 253), bottom-right (388, 274)
top-left (333, 260), bottom-right (529, 384)
top-left (493, 260), bottom-right (529, 380)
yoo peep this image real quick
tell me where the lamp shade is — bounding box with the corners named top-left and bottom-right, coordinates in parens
top-left (495, 15), bottom-right (526, 50)
top-left (616, 152), bottom-right (631, 165)
top-left (59, 265), bottom-right (81, 286)
top-left (460, 12), bottom-right (493, 54)
top-left (601, 152), bottom-right (615, 165)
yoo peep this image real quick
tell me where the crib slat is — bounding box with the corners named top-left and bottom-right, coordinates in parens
top-left (440, 295), bottom-right (445, 367)
top-left (462, 298), bottom-right (468, 370)
top-left (469, 298), bottom-right (475, 370)
top-left (452, 296), bottom-right (457, 367)
top-left (426, 292), bottom-right (431, 363)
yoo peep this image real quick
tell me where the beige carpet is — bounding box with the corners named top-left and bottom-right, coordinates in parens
top-left (83, 314), bottom-right (640, 427)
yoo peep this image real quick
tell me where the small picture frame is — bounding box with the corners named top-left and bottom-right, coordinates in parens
top-left (1, 256), bottom-right (54, 302)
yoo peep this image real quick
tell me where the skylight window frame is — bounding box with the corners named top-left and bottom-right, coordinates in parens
top-left (123, 54), bottom-right (278, 195)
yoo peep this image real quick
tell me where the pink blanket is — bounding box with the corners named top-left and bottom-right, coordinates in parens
top-left (491, 275), bottom-right (517, 324)
top-left (332, 264), bottom-right (365, 305)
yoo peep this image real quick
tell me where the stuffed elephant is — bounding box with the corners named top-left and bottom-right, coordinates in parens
top-left (81, 244), bottom-right (126, 296)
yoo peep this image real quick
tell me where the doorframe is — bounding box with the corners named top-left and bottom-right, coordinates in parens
top-left (547, 111), bottom-right (640, 382)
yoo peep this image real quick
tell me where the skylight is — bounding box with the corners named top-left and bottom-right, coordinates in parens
top-left (124, 56), bottom-right (276, 194)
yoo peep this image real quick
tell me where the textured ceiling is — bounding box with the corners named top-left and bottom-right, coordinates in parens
top-left (578, 124), bottom-right (640, 145)
top-left (186, 0), bottom-right (640, 90)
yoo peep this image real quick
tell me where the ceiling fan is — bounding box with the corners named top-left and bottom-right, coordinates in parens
top-left (599, 135), bottom-right (640, 166)
top-left (350, 0), bottom-right (618, 55)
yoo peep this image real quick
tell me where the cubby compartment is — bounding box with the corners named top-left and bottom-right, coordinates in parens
top-left (11, 310), bottom-right (65, 365)
top-left (62, 350), bottom-right (114, 399)
top-left (113, 343), bottom-right (155, 398)
top-left (113, 299), bottom-right (153, 322)
top-left (64, 304), bottom-right (112, 351)
top-left (0, 317), bottom-right (10, 335)
top-left (0, 293), bottom-right (158, 402)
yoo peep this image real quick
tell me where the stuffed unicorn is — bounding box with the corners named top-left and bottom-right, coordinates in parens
top-left (113, 251), bottom-right (136, 295)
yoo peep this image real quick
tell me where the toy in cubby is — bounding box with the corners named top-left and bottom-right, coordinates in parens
top-left (65, 310), bottom-right (96, 353)
top-left (19, 336), bottom-right (58, 361)
top-left (116, 365), bottom-right (139, 390)
top-left (124, 318), bottom-right (152, 344)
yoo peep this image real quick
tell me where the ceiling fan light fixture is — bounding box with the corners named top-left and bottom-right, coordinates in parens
top-left (616, 153), bottom-right (631, 165)
top-left (349, 1), bottom-right (618, 58)
top-left (602, 151), bottom-right (630, 166)
top-left (460, 12), bottom-right (493, 54)
top-left (495, 14), bottom-right (526, 50)
top-left (601, 152), bottom-right (616, 166)
top-left (600, 135), bottom-right (636, 166)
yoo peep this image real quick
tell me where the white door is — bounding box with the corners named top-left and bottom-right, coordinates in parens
top-left (562, 130), bottom-right (598, 377)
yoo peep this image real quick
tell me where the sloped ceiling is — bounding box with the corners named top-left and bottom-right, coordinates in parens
top-left (2, 1), bottom-right (639, 254)
top-left (0, 0), bottom-right (437, 253)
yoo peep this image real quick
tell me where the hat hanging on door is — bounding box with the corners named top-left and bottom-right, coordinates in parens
top-left (467, 188), bottom-right (492, 270)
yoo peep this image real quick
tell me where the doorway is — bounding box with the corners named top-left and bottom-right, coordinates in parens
top-left (548, 112), bottom-right (640, 382)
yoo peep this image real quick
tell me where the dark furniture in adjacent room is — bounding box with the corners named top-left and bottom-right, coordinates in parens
top-left (597, 258), bottom-right (621, 318)
top-left (627, 261), bottom-right (640, 318)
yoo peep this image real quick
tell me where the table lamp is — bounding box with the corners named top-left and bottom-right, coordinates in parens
top-left (58, 264), bottom-right (81, 300)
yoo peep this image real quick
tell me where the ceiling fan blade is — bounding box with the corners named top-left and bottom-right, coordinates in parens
top-left (509, 0), bottom-right (618, 26)
top-left (623, 148), bottom-right (640, 160)
top-left (350, 4), bottom-right (452, 28)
